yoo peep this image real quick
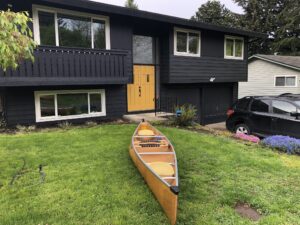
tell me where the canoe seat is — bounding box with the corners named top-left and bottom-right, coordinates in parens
top-left (149, 162), bottom-right (174, 177)
top-left (138, 129), bottom-right (155, 136)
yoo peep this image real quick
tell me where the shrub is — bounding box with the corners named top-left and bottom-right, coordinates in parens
top-left (16, 125), bottom-right (36, 133)
top-left (171, 104), bottom-right (197, 126)
top-left (58, 121), bottom-right (72, 130)
top-left (235, 133), bottom-right (260, 143)
top-left (261, 135), bottom-right (300, 154)
top-left (85, 121), bottom-right (98, 127)
top-left (0, 113), bottom-right (6, 131)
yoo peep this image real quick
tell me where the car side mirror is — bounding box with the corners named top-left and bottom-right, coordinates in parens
top-left (290, 111), bottom-right (300, 119)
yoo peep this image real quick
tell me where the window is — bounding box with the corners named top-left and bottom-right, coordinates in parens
top-left (133, 35), bottom-right (155, 64)
top-left (38, 11), bottom-right (56, 46)
top-left (272, 100), bottom-right (297, 116)
top-left (35, 90), bottom-right (106, 122)
top-left (40, 95), bottom-right (55, 117)
top-left (33, 5), bottom-right (110, 49)
top-left (58, 14), bottom-right (91, 48)
top-left (224, 36), bottom-right (244, 59)
top-left (275, 76), bottom-right (297, 87)
top-left (174, 28), bottom-right (200, 56)
top-left (251, 99), bottom-right (269, 113)
top-left (234, 97), bottom-right (251, 111)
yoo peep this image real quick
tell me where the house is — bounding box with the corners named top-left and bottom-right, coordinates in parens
top-left (0, 0), bottom-right (263, 126)
top-left (239, 55), bottom-right (300, 98)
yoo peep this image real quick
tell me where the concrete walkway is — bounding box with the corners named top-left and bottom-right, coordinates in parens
top-left (123, 112), bottom-right (173, 123)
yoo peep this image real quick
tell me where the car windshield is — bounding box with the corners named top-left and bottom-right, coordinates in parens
top-left (295, 101), bottom-right (300, 107)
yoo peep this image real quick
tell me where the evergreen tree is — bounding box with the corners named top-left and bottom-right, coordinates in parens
top-left (234, 0), bottom-right (300, 56)
top-left (272, 0), bottom-right (300, 55)
top-left (191, 0), bottom-right (240, 28)
top-left (125, 0), bottom-right (138, 10)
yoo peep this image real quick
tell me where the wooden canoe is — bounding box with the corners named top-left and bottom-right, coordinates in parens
top-left (129, 121), bottom-right (179, 225)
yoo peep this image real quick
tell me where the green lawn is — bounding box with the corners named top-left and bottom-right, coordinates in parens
top-left (0, 124), bottom-right (299, 225)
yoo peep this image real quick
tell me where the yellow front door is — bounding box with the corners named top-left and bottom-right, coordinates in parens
top-left (127, 65), bottom-right (155, 112)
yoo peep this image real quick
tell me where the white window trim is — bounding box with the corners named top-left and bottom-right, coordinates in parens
top-left (224, 35), bottom-right (244, 60)
top-left (32, 4), bottom-right (111, 49)
top-left (34, 89), bottom-right (106, 122)
top-left (274, 75), bottom-right (298, 87)
top-left (174, 27), bottom-right (201, 57)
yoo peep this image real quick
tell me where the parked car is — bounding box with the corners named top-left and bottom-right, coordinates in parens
top-left (226, 94), bottom-right (300, 138)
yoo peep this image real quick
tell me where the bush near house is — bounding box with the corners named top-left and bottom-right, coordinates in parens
top-left (262, 135), bottom-right (300, 154)
top-left (171, 104), bottom-right (197, 126)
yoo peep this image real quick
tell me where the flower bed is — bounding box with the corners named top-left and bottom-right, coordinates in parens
top-left (261, 135), bottom-right (300, 154)
top-left (235, 133), bottom-right (260, 143)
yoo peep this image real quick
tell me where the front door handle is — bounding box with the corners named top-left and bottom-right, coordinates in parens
top-left (139, 86), bottom-right (141, 97)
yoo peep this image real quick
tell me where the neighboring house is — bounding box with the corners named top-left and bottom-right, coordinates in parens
top-left (0, 0), bottom-right (263, 126)
top-left (239, 55), bottom-right (300, 98)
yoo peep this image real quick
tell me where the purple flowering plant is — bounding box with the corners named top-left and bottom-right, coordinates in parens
top-left (261, 135), bottom-right (300, 154)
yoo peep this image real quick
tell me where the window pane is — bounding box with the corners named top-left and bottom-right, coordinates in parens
top-left (38, 11), bottom-right (56, 45)
top-left (188, 33), bottom-right (199, 54)
top-left (226, 39), bottom-right (234, 56)
top-left (273, 100), bottom-right (296, 115)
top-left (57, 94), bottom-right (88, 116)
top-left (251, 100), bottom-right (269, 113)
top-left (40, 95), bottom-right (55, 117)
top-left (90, 94), bottom-right (102, 113)
top-left (58, 14), bottom-right (91, 48)
top-left (176, 32), bottom-right (187, 53)
top-left (275, 77), bottom-right (285, 86)
top-left (286, 77), bottom-right (296, 86)
top-left (93, 19), bottom-right (106, 49)
top-left (235, 39), bottom-right (243, 57)
top-left (235, 98), bottom-right (251, 111)
top-left (133, 35), bottom-right (154, 64)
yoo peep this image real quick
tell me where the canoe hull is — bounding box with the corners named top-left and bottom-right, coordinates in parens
top-left (130, 147), bottom-right (178, 225)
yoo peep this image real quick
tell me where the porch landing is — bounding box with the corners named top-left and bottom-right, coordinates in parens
top-left (123, 113), bottom-right (173, 123)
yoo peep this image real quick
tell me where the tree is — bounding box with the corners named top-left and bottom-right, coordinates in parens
top-left (125, 0), bottom-right (138, 10)
top-left (191, 0), bottom-right (240, 28)
top-left (234, 0), bottom-right (300, 56)
top-left (272, 0), bottom-right (300, 55)
top-left (0, 10), bottom-right (36, 71)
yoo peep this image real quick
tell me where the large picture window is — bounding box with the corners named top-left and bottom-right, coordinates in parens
top-left (174, 28), bottom-right (201, 57)
top-left (275, 76), bottom-right (297, 87)
top-left (224, 36), bottom-right (244, 59)
top-left (33, 5), bottom-right (110, 49)
top-left (35, 90), bottom-right (106, 122)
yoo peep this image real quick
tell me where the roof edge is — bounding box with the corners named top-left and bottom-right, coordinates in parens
top-left (249, 55), bottom-right (300, 71)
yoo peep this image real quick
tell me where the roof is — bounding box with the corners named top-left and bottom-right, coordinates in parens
top-left (35, 0), bottom-right (265, 38)
top-left (249, 54), bottom-right (300, 71)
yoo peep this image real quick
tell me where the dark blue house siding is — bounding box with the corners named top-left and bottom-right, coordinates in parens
top-left (4, 85), bottom-right (127, 126)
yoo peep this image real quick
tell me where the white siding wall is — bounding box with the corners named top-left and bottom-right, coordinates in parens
top-left (239, 59), bottom-right (300, 98)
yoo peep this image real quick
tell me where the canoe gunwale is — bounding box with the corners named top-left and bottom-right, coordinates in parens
top-left (131, 122), bottom-right (179, 189)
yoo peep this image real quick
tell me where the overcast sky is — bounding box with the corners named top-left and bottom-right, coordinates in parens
top-left (90, 0), bottom-right (244, 19)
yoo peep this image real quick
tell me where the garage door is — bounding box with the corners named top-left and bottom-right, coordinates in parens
top-left (202, 86), bottom-right (233, 124)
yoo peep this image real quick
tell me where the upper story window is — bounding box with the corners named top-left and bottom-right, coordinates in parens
top-left (224, 36), bottom-right (244, 60)
top-left (33, 5), bottom-right (110, 49)
top-left (275, 76), bottom-right (297, 87)
top-left (174, 28), bottom-right (201, 57)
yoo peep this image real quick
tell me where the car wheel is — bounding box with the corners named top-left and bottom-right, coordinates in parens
top-left (235, 123), bottom-right (251, 135)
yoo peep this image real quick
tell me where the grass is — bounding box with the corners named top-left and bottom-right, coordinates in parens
top-left (0, 124), bottom-right (299, 225)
